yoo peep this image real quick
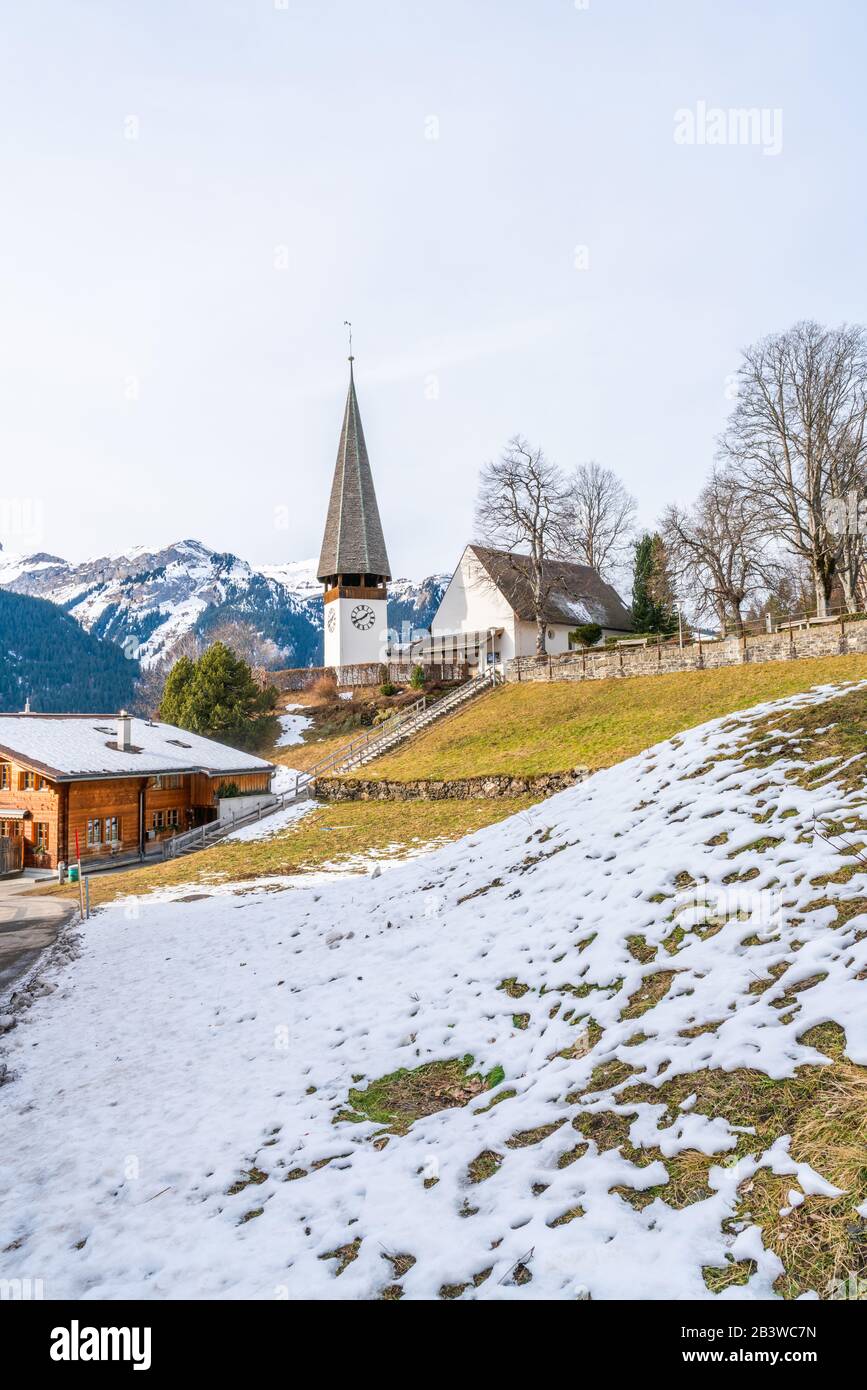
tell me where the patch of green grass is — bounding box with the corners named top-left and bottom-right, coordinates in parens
top-left (339, 1056), bottom-right (504, 1135)
top-left (703, 1259), bottom-right (758, 1293)
top-left (498, 978), bottom-right (530, 998)
top-left (548, 1205), bottom-right (585, 1227)
top-left (319, 1238), bottom-right (361, 1276)
top-left (619, 969), bottom-right (678, 1020)
top-left (505, 1120), bottom-right (565, 1149)
top-left (467, 1150), bottom-right (503, 1183)
top-left (626, 935), bottom-right (657, 964)
top-left (226, 1166), bottom-right (268, 1196)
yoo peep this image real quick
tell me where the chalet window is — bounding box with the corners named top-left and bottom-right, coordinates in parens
top-left (1, 819), bottom-right (20, 837)
top-left (86, 818), bottom-right (102, 847)
top-left (0, 764), bottom-right (9, 789)
top-left (152, 810), bottom-right (165, 830)
top-left (35, 823), bottom-right (48, 852)
top-left (105, 815), bottom-right (120, 843)
top-left (149, 775), bottom-right (181, 790)
top-left (167, 808), bottom-right (179, 828)
top-left (21, 770), bottom-right (35, 790)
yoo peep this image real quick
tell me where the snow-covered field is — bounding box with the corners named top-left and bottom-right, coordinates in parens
top-left (2, 681), bottom-right (866, 1300)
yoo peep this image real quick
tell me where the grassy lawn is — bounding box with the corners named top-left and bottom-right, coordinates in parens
top-left (43, 797), bottom-right (536, 908)
top-left (365, 653), bottom-right (867, 780)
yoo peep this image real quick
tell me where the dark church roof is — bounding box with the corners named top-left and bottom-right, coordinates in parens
top-left (470, 546), bottom-right (633, 631)
top-left (317, 362), bottom-right (391, 581)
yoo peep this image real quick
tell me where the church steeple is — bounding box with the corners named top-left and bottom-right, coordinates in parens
top-left (318, 353), bottom-right (391, 670)
top-left (317, 359), bottom-right (391, 584)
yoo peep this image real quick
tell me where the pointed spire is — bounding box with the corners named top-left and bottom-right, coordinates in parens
top-left (317, 359), bottom-right (391, 582)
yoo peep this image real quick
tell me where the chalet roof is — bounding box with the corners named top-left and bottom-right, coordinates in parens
top-left (0, 716), bottom-right (275, 783)
top-left (317, 362), bottom-right (391, 581)
top-left (469, 546), bottom-right (633, 631)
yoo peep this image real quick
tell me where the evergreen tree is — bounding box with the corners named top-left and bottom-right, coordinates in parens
top-left (158, 643), bottom-right (277, 750)
top-left (631, 533), bottom-right (678, 635)
top-left (158, 655), bottom-right (196, 727)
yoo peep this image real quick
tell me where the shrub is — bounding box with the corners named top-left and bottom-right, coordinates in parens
top-left (215, 781), bottom-right (240, 798)
top-left (380, 682), bottom-right (398, 697)
top-left (569, 623), bottom-right (603, 649)
top-left (409, 664), bottom-right (426, 690)
top-left (310, 672), bottom-right (338, 703)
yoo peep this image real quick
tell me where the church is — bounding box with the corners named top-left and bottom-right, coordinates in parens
top-left (317, 355), bottom-right (391, 669)
top-left (317, 357), bottom-right (632, 674)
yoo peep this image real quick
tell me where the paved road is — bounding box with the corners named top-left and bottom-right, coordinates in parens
top-left (0, 877), bottom-right (76, 1001)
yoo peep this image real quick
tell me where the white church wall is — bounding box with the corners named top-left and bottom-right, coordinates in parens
top-left (513, 621), bottom-right (575, 657)
top-left (431, 546), bottom-right (517, 661)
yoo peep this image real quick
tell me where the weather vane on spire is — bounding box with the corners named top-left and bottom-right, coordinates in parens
top-left (343, 319), bottom-right (353, 361)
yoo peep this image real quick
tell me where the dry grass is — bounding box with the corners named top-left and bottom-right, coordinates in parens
top-left (39, 797), bottom-right (536, 909)
top-left (616, 1035), bottom-right (867, 1298)
top-left (362, 654), bottom-right (867, 780)
top-left (727, 685), bottom-right (867, 796)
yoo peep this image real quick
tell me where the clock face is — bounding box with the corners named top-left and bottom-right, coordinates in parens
top-left (350, 603), bottom-right (376, 632)
top-left (326, 607), bottom-right (336, 633)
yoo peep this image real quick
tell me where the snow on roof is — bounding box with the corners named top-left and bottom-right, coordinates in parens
top-left (469, 546), bottom-right (633, 630)
top-left (0, 715), bottom-right (275, 781)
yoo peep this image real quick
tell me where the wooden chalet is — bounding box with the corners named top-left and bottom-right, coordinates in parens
top-left (0, 712), bottom-right (275, 871)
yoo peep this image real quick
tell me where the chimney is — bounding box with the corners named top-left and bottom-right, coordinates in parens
top-left (117, 710), bottom-right (131, 752)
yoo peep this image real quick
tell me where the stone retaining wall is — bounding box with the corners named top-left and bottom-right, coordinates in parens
top-left (312, 769), bottom-right (591, 801)
top-left (507, 616), bottom-right (867, 684)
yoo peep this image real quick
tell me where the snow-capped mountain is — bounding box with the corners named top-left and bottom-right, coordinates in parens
top-left (0, 540), bottom-right (449, 669)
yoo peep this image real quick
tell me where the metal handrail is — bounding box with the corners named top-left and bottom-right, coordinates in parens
top-left (301, 668), bottom-right (499, 781)
top-left (293, 695), bottom-right (429, 786)
top-left (162, 670), bottom-right (501, 860)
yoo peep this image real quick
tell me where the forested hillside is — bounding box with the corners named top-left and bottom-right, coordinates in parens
top-left (0, 589), bottom-right (139, 712)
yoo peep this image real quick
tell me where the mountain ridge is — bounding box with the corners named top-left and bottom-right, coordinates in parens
top-left (0, 539), bottom-right (450, 670)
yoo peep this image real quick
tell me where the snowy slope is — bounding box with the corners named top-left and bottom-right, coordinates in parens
top-left (3, 680), bottom-right (865, 1299)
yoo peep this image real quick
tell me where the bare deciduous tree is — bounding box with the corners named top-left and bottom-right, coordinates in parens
top-left (131, 660), bottom-right (168, 719)
top-left (720, 320), bottom-right (867, 616)
top-left (206, 618), bottom-right (286, 670)
top-left (474, 435), bottom-right (570, 656)
top-left (662, 469), bottom-right (774, 635)
top-left (565, 461), bottom-right (637, 581)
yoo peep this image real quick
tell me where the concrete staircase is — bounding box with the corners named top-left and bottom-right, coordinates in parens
top-left (162, 669), bottom-right (501, 861)
top-left (295, 668), bottom-right (502, 789)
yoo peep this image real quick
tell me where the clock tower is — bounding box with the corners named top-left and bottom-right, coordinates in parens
top-left (318, 356), bottom-right (391, 671)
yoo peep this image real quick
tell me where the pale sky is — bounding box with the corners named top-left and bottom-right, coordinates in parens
top-left (1, 0), bottom-right (865, 577)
